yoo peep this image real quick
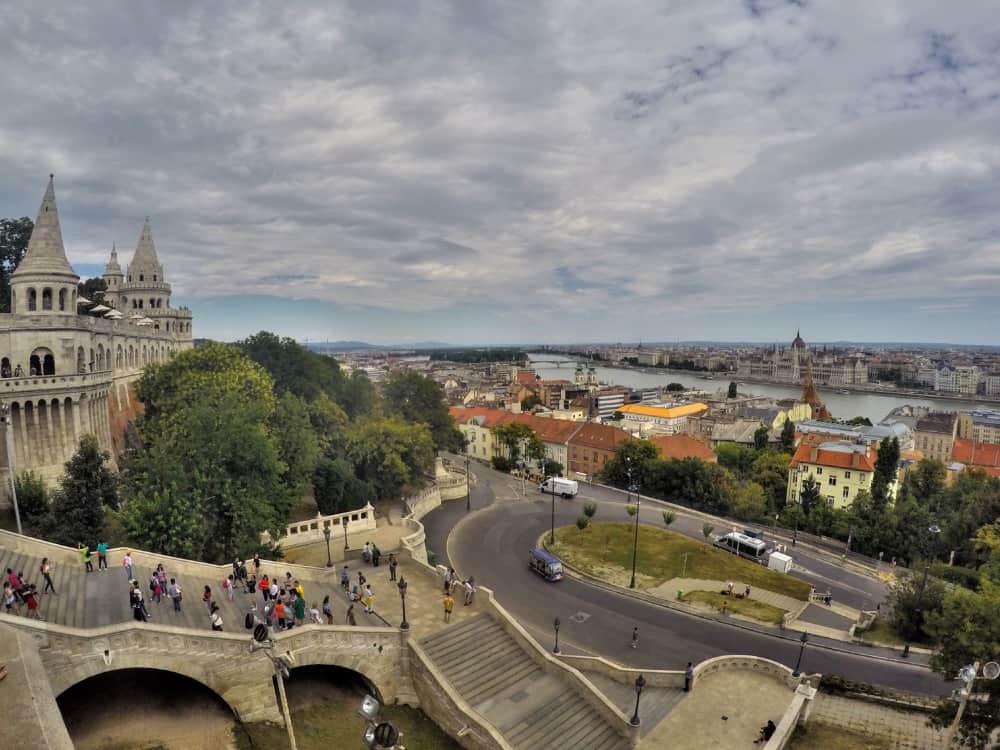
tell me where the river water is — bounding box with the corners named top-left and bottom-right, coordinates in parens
top-left (526, 353), bottom-right (989, 425)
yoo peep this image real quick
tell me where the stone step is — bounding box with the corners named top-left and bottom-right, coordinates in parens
top-left (438, 638), bottom-right (524, 681)
top-left (503, 691), bottom-right (578, 742)
top-left (422, 621), bottom-right (507, 662)
top-left (421, 612), bottom-right (494, 648)
top-left (459, 655), bottom-right (539, 704)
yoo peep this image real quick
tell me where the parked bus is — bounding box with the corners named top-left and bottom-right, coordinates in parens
top-left (717, 531), bottom-right (768, 560)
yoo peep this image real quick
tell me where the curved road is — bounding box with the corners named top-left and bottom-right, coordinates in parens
top-left (423, 461), bottom-right (948, 696)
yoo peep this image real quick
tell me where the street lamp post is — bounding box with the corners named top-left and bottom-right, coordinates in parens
top-left (627, 465), bottom-right (641, 589)
top-left (397, 576), bottom-right (409, 630)
top-left (322, 526), bottom-right (333, 567)
top-left (946, 661), bottom-right (999, 746)
top-left (553, 617), bottom-right (561, 654)
top-left (792, 631), bottom-right (809, 677)
top-left (902, 524), bottom-right (941, 658)
top-left (341, 516), bottom-right (349, 551)
top-left (465, 452), bottom-right (471, 512)
top-left (629, 674), bottom-right (646, 727)
top-left (1, 402), bottom-right (22, 535)
top-left (544, 457), bottom-right (557, 545)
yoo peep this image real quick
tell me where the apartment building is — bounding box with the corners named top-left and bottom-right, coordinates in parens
top-left (786, 441), bottom-right (892, 510)
top-left (914, 412), bottom-right (959, 462)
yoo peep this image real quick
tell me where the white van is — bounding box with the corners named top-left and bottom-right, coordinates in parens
top-left (539, 477), bottom-right (579, 498)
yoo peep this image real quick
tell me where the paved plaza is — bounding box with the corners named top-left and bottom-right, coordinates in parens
top-left (810, 694), bottom-right (947, 750)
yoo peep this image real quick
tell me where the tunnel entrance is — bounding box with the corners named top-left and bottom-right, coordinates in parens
top-left (57, 668), bottom-right (235, 750)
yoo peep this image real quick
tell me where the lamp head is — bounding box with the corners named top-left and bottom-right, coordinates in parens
top-left (635, 673), bottom-right (646, 691)
top-left (554, 617), bottom-right (560, 632)
top-left (800, 631), bottom-right (809, 644)
top-left (358, 694), bottom-right (380, 722)
top-left (341, 516), bottom-right (348, 527)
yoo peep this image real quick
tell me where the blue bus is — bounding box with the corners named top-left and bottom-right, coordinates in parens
top-left (528, 548), bottom-right (564, 581)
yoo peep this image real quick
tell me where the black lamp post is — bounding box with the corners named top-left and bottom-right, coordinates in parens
top-left (629, 674), bottom-right (646, 726)
top-left (545, 458), bottom-right (557, 545)
top-left (553, 617), bottom-right (561, 654)
top-left (398, 576), bottom-right (409, 630)
top-left (323, 525), bottom-right (333, 567)
top-left (465, 452), bottom-right (471, 512)
top-left (341, 516), bottom-right (349, 551)
top-left (902, 524), bottom-right (941, 658)
top-left (792, 631), bottom-right (809, 677)
top-left (628, 465), bottom-right (641, 590)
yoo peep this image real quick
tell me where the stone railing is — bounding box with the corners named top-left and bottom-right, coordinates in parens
top-left (409, 639), bottom-right (513, 750)
top-left (0, 370), bottom-right (114, 395)
top-left (694, 654), bottom-right (815, 692)
top-left (400, 517), bottom-right (428, 565)
top-left (278, 503), bottom-right (377, 548)
top-left (764, 682), bottom-right (819, 750)
top-left (555, 653), bottom-right (686, 690)
top-left (404, 483), bottom-right (441, 521)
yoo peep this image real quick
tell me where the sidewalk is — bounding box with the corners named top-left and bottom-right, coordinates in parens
top-left (282, 518), bottom-right (406, 567)
top-left (810, 693), bottom-right (946, 750)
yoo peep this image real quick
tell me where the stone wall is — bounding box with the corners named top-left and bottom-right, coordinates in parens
top-left (409, 640), bottom-right (513, 750)
top-left (405, 483), bottom-right (442, 521)
top-left (278, 503), bottom-right (377, 549)
top-left (400, 518), bottom-right (429, 565)
top-left (556, 653), bottom-right (686, 690)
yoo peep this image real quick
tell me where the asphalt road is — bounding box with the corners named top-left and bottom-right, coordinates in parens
top-left (423, 460), bottom-right (949, 696)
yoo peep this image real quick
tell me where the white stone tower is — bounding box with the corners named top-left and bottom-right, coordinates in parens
top-left (101, 243), bottom-right (125, 308)
top-left (9, 174), bottom-right (80, 318)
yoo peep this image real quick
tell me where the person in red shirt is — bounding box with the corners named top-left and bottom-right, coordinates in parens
top-left (274, 600), bottom-right (286, 630)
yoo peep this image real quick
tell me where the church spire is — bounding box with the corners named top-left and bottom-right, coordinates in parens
top-left (104, 242), bottom-right (122, 275)
top-left (12, 174), bottom-right (79, 281)
top-left (127, 218), bottom-right (164, 282)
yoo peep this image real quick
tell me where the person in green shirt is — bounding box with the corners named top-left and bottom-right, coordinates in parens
top-left (78, 543), bottom-right (93, 573)
top-left (293, 595), bottom-right (306, 627)
top-left (96, 541), bottom-right (109, 571)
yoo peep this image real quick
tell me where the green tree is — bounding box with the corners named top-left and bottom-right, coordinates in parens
top-left (127, 343), bottom-right (293, 561)
top-left (520, 393), bottom-right (542, 411)
top-left (13, 471), bottom-right (49, 530)
top-left (307, 392), bottom-right (350, 454)
top-left (121, 479), bottom-right (206, 560)
top-left (576, 513), bottom-right (590, 531)
top-left (48, 435), bottom-right (116, 546)
top-left (847, 416), bottom-right (873, 426)
top-left (727, 381), bottom-right (738, 399)
top-left (903, 458), bottom-right (947, 505)
top-left (491, 422), bottom-right (538, 468)
top-left (885, 568), bottom-right (946, 643)
top-left (383, 370), bottom-right (464, 452)
top-left (799, 475), bottom-right (821, 516)
top-left (715, 443), bottom-right (757, 479)
top-left (753, 425), bottom-right (770, 451)
top-left (271, 391), bottom-right (321, 497)
top-left (730, 481), bottom-right (768, 521)
top-left (583, 501), bottom-right (597, 519)
top-left (602, 439), bottom-right (659, 486)
top-left (870, 436), bottom-right (900, 511)
top-left (345, 417), bottom-right (435, 501)
top-left (0, 217), bottom-right (32, 313)
top-left (77, 277), bottom-right (108, 302)
top-left (924, 580), bottom-right (1000, 748)
top-left (666, 383), bottom-right (685, 392)
top-left (662, 510), bottom-right (676, 527)
top-left (701, 522), bottom-right (715, 539)
top-left (312, 456), bottom-right (374, 515)
top-left (750, 451), bottom-right (791, 514)
top-left (541, 458), bottom-right (563, 478)
top-left (780, 419), bottom-right (795, 452)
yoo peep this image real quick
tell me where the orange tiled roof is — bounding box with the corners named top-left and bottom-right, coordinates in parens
top-left (515, 371), bottom-right (538, 385)
top-left (649, 434), bottom-right (717, 463)
top-left (449, 406), bottom-right (517, 428)
top-left (789, 442), bottom-right (876, 472)
top-left (952, 438), bottom-right (1000, 468)
top-left (512, 413), bottom-right (584, 444)
top-left (569, 422), bottom-right (631, 452)
top-left (616, 403), bottom-right (708, 419)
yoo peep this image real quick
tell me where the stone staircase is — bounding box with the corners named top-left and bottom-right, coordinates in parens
top-left (420, 614), bottom-right (630, 750)
top-left (0, 543), bottom-right (383, 632)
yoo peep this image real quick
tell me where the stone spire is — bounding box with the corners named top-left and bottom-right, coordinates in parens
top-left (128, 218), bottom-right (165, 281)
top-left (12, 174), bottom-right (79, 281)
top-left (104, 242), bottom-right (123, 275)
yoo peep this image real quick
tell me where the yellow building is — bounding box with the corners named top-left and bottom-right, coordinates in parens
top-left (786, 441), bottom-right (897, 510)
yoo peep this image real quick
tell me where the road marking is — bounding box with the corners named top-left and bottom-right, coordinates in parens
top-left (569, 611), bottom-right (591, 624)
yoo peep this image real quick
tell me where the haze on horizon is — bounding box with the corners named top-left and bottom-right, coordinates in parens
top-left (2, 1), bottom-right (999, 346)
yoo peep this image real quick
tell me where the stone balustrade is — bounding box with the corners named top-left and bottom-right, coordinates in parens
top-left (404, 483), bottom-right (442, 521)
top-left (0, 370), bottom-right (114, 395)
top-left (556, 653), bottom-right (686, 690)
top-left (278, 502), bottom-right (377, 548)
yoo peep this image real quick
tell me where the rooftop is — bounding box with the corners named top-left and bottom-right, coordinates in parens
top-left (915, 412), bottom-right (958, 435)
top-left (617, 402), bottom-right (708, 419)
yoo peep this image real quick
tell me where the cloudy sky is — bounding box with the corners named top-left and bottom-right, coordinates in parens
top-left (2, 1), bottom-right (999, 345)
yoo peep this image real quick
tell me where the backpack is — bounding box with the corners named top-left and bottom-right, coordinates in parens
top-left (244, 612), bottom-right (255, 630)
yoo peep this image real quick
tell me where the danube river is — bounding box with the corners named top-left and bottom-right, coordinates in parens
top-left (526, 354), bottom-right (990, 425)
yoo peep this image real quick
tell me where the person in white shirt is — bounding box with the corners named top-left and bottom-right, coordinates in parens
top-left (210, 603), bottom-right (223, 631)
top-left (309, 603), bottom-right (322, 624)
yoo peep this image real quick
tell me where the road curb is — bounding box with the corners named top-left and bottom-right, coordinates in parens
top-left (543, 537), bottom-right (929, 669)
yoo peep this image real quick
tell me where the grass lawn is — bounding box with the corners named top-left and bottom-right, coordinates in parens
top-left (236, 702), bottom-right (460, 750)
top-left (548, 522), bottom-right (811, 600)
top-left (856, 617), bottom-right (932, 649)
top-left (681, 590), bottom-right (787, 625)
top-left (788, 722), bottom-right (891, 749)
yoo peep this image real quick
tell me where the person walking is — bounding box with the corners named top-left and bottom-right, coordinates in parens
top-left (79, 543), bottom-right (94, 573)
top-left (745, 585), bottom-right (751, 599)
top-left (122, 552), bottom-right (133, 582)
top-left (372, 544), bottom-right (381, 567)
top-left (203, 585), bottom-right (213, 613)
top-left (23, 585), bottom-right (41, 621)
top-left (294, 594), bottom-right (306, 626)
top-left (269, 579), bottom-right (280, 604)
top-left (443, 592), bottom-right (455, 623)
top-left (224, 574), bottom-right (235, 602)
top-left (309, 602), bottom-right (322, 625)
top-left (168, 578), bottom-right (182, 613)
top-left (721, 599), bottom-right (728, 615)
top-left (362, 585), bottom-right (374, 614)
top-left (253, 553), bottom-right (261, 576)
top-left (210, 603), bottom-right (224, 631)
top-left (727, 580), bottom-right (734, 596)
top-left (463, 578), bottom-right (475, 606)
top-left (40, 558), bottom-right (56, 595)
top-left (3, 582), bottom-right (20, 616)
top-left (340, 566), bottom-right (350, 590)
top-left (363, 541), bottom-right (371, 563)
top-left (346, 603), bottom-right (357, 626)
top-left (149, 573), bottom-right (163, 605)
top-left (631, 626), bottom-right (639, 649)
top-left (388, 554), bottom-right (397, 582)
top-left (259, 575), bottom-right (271, 602)
top-left (322, 595), bottom-right (333, 624)
top-left (684, 662), bottom-right (694, 692)
top-left (96, 540), bottom-right (109, 571)
top-left (443, 568), bottom-right (455, 594)
top-left (274, 600), bottom-right (286, 631)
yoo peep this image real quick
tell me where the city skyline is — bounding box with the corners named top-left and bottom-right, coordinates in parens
top-left (3, 2), bottom-right (1000, 344)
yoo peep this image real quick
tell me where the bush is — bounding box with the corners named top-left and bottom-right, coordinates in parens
top-left (626, 504), bottom-right (638, 517)
top-left (662, 510), bottom-right (676, 527)
top-left (491, 456), bottom-right (516, 472)
top-left (702, 523), bottom-right (715, 539)
top-left (583, 501), bottom-right (597, 519)
top-left (928, 562), bottom-right (980, 590)
top-left (576, 514), bottom-right (590, 531)
top-left (14, 471), bottom-right (49, 530)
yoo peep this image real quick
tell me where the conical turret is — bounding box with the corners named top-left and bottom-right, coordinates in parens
top-left (104, 243), bottom-right (122, 276)
top-left (127, 219), bottom-right (164, 282)
top-left (11, 175), bottom-right (79, 282)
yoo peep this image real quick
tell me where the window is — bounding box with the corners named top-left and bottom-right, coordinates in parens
top-left (826, 496), bottom-right (834, 506)
top-left (844, 470), bottom-right (851, 479)
top-left (828, 476), bottom-right (836, 486)
top-left (58, 288), bottom-right (66, 311)
top-left (27, 288), bottom-right (37, 311)
top-left (139, 274), bottom-right (144, 281)
top-left (842, 487), bottom-right (850, 498)
top-left (816, 467), bottom-right (823, 475)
